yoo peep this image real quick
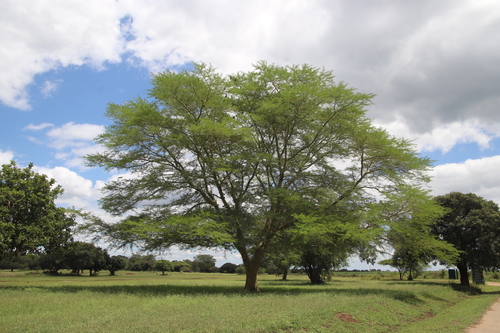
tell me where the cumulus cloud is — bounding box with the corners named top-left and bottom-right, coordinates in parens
top-left (23, 122), bottom-right (105, 168)
top-left (380, 118), bottom-right (498, 153)
top-left (46, 122), bottom-right (105, 149)
top-left (430, 155), bottom-right (500, 204)
top-left (0, 150), bottom-right (14, 165)
top-left (0, 0), bottom-right (127, 110)
top-left (2, 1), bottom-right (498, 132)
top-left (34, 165), bottom-right (101, 208)
top-left (2, 0), bottom-right (500, 153)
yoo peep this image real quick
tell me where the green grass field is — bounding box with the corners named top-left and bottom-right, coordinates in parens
top-left (0, 270), bottom-right (498, 332)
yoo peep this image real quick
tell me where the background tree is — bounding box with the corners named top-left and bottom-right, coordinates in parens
top-left (126, 254), bottom-right (156, 271)
top-left (172, 260), bottom-right (192, 272)
top-left (154, 259), bottom-right (173, 275)
top-left (377, 187), bottom-right (459, 281)
top-left (219, 262), bottom-right (237, 273)
top-left (192, 254), bottom-right (217, 273)
top-left (39, 253), bottom-right (67, 274)
top-left (108, 255), bottom-right (127, 275)
top-left (0, 161), bottom-right (75, 259)
top-left (85, 62), bottom-right (432, 291)
top-left (65, 242), bottom-right (110, 276)
top-left (432, 192), bottom-right (500, 286)
top-left (260, 232), bottom-right (301, 280)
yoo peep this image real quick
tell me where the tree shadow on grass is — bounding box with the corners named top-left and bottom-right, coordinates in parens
top-left (0, 283), bottom-right (425, 305)
top-left (386, 280), bottom-right (500, 296)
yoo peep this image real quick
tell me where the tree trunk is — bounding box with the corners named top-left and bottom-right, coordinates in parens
top-left (282, 267), bottom-right (288, 281)
top-left (306, 263), bottom-right (325, 285)
top-left (244, 259), bottom-right (261, 292)
top-left (457, 260), bottom-right (469, 286)
top-left (239, 245), bottom-right (266, 292)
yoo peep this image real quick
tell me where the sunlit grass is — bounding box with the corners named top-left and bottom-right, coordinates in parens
top-left (0, 270), bottom-right (498, 332)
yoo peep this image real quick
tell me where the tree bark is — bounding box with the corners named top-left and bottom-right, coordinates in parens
top-left (306, 263), bottom-right (325, 284)
top-left (244, 261), bottom-right (260, 292)
top-left (281, 267), bottom-right (288, 281)
top-left (457, 260), bottom-right (469, 286)
top-left (240, 247), bottom-right (265, 292)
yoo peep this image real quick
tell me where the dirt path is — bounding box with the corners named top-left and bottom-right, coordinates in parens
top-left (465, 282), bottom-right (500, 333)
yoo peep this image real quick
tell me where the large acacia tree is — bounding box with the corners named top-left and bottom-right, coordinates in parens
top-left (86, 62), bottom-right (431, 291)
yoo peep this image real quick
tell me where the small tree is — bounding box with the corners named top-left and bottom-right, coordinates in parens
top-left (172, 260), bottom-right (192, 272)
top-left (373, 186), bottom-right (459, 281)
top-left (154, 260), bottom-right (173, 275)
top-left (65, 242), bottom-right (110, 276)
top-left (127, 254), bottom-right (156, 271)
top-left (192, 254), bottom-right (217, 273)
top-left (39, 253), bottom-right (67, 274)
top-left (108, 256), bottom-right (127, 275)
top-left (219, 262), bottom-right (237, 273)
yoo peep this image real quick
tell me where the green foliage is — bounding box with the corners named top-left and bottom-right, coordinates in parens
top-left (377, 186), bottom-right (459, 281)
top-left (84, 62), bottom-right (432, 291)
top-left (65, 242), bottom-right (110, 276)
top-left (432, 192), bottom-right (500, 285)
top-left (0, 254), bottom-right (41, 271)
top-left (0, 161), bottom-right (75, 258)
top-left (192, 254), bottom-right (217, 273)
top-left (219, 262), bottom-right (237, 273)
top-left (39, 253), bottom-right (67, 274)
top-left (172, 260), bottom-right (192, 272)
top-left (126, 254), bottom-right (156, 271)
top-left (108, 256), bottom-right (127, 275)
top-left (235, 265), bottom-right (246, 275)
top-left (154, 260), bottom-right (173, 275)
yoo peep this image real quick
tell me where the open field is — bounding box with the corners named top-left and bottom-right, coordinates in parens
top-left (1, 270), bottom-right (499, 332)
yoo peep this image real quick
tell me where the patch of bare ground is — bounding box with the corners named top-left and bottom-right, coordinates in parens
top-left (336, 312), bottom-right (360, 323)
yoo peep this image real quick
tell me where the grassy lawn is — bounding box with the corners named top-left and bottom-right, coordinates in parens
top-left (0, 270), bottom-right (498, 332)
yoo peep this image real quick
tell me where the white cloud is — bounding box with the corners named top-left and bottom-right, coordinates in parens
top-left (0, 0), bottom-right (128, 109)
top-left (379, 118), bottom-right (498, 153)
top-left (34, 165), bottom-right (101, 208)
top-left (24, 123), bottom-right (54, 131)
top-left (47, 122), bottom-right (105, 148)
top-left (0, 150), bottom-right (14, 165)
top-left (40, 79), bottom-right (63, 98)
top-left (430, 155), bottom-right (500, 205)
top-left (3, 0), bottom-right (500, 146)
top-left (43, 122), bottom-right (105, 167)
top-left (23, 122), bottom-right (105, 168)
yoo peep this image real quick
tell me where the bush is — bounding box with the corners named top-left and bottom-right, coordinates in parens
top-left (235, 265), bottom-right (246, 275)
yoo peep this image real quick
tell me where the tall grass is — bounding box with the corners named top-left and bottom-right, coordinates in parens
top-left (0, 270), bottom-right (498, 332)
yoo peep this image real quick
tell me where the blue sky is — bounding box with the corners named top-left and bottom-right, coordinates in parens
top-left (2, 0), bottom-right (500, 269)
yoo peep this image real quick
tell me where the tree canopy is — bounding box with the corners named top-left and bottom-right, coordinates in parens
top-left (85, 62), bottom-right (432, 291)
top-left (0, 161), bottom-right (75, 258)
top-left (65, 242), bottom-right (110, 276)
top-left (377, 186), bottom-right (459, 280)
top-left (432, 192), bottom-right (500, 286)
